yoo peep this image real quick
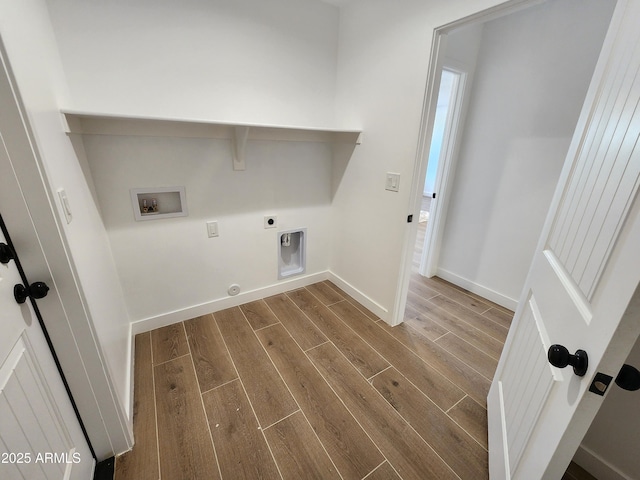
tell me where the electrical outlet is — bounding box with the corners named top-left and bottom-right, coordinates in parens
top-left (206, 221), bottom-right (219, 237)
top-left (264, 215), bottom-right (277, 229)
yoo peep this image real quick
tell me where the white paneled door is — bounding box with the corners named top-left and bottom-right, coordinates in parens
top-left (0, 48), bottom-right (93, 479)
top-left (488, 1), bottom-right (640, 478)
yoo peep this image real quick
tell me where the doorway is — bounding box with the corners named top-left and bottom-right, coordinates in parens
top-left (416, 67), bottom-right (465, 276)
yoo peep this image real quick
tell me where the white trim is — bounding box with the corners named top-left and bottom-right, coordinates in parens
top-left (131, 271), bottom-right (330, 335)
top-left (573, 445), bottom-right (631, 480)
top-left (436, 268), bottom-right (518, 311)
top-left (326, 272), bottom-right (389, 321)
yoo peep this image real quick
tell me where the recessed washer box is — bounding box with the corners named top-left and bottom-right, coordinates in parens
top-left (278, 228), bottom-right (306, 279)
top-left (130, 187), bottom-right (187, 221)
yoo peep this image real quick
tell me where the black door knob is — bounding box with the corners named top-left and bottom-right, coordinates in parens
top-left (548, 344), bottom-right (588, 377)
top-left (14, 281), bottom-right (50, 304)
top-left (615, 364), bottom-right (640, 391)
top-left (0, 243), bottom-right (15, 264)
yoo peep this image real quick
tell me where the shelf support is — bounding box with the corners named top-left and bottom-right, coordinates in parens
top-left (233, 126), bottom-right (250, 171)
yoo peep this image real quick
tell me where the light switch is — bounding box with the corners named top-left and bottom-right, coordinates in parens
top-left (206, 221), bottom-right (219, 237)
top-left (385, 173), bottom-right (400, 192)
top-left (57, 188), bottom-right (73, 224)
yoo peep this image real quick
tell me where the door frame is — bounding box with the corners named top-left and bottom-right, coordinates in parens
top-left (393, 0), bottom-right (549, 326)
top-left (0, 38), bottom-right (132, 459)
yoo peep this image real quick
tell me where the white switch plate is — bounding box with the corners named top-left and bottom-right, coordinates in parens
top-left (385, 173), bottom-right (400, 192)
top-left (57, 188), bottom-right (73, 224)
top-left (206, 221), bottom-right (219, 237)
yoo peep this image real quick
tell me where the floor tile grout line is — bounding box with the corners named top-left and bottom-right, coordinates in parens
top-left (209, 311), bottom-right (267, 479)
top-left (245, 305), bottom-right (346, 480)
top-left (300, 287), bottom-right (390, 376)
top-left (303, 340), bottom-right (330, 352)
top-left (322, 281), bottom-right (381, 322)
top-left (424, 293), bottom-right (509, 341)
top-left (232, 307), bottom-right (289, 480)
top-left (444, 395), bottom-right (489, 453)
top-left (199, 377), bottom-right (240, 397)
top-left (151, 352), bottom-right (191, 367)
top-left (360, 460), bottom-right (390, 480)
top-left (367, 365), bottom-right (393, 383)
top-left (181, 321), bottom-right (223, 480)
top-left (283, 289), bottom-right (393, 475)
top-left (413, 324), bottom-right (498, 383)
top-left (147, 332), bottom-right (161, 480)
top-left (300, 286), bottom-right (471, 478)
top-left (411, 301), bottom-right (503, 361)
top-left (307, 340), bottom-right (461, 480)
top-left (261, 408), bottom-right (302, 431)
top-left (317, 292), bottom-right (466, 410)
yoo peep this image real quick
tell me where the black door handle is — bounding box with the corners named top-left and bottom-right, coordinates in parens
top-left (0, 242), bottom-right (15, 264)
top-left (548, 344), bottom-right (589, 377)
top-left (615, 364), bottom-right (640, 391)
top-left (14, 281), bottom-right (50, 304)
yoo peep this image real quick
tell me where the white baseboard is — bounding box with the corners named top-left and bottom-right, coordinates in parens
top-left (435, 268), bottom-right (518, 311)
top-left (131, 271), bottom-right (330, 335)
top-left (327, 272), bottom-right (389, 322)
top-left (573, 445), bottom-right (631, 480)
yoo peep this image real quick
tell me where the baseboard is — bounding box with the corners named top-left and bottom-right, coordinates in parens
top-left (327, 272), bottom-right (389, 321)
top-left (131, 271), bottom-right (330, 335)
top-left (573, 445), bottom-right (631, 480)
top-left (435, 268), bottom-right (519, 311)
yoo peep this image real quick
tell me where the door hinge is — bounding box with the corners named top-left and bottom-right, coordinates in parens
top-left (407, 214), bottom-right (413, 223)
top-left (432, 192), bottom-right (436, 199)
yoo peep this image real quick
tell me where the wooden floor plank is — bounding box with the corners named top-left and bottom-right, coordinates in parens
top-left (184, 314), bottom-right (238, 393)
top-left (323, 281), bottom-right (380, 321)
top-left (256, 323), bottom-right (384, 480)
top-left (447, 396), bottom-right (489, 449)
top-left (154, 356), bottom-right (220, 480)
top-left (151, 323), bottom-right (189, 365)
top-left (202, 379), bottom-right (280, 480)
top-left (408, 291), bottom-right (504, 359)
top-left (403, 303), bottom-right (450, 341)
top-left (408, 273), bottom-right (441, 300)
top-left (214, 307), bottom-right (298, 427)
top-left (372, 367), bottom-right (488, 479)
top-left (429, 294), bottom-right (509, 342)
top-left (305, 282), bottom-right (344, 306)
top-left (376, 320), bottom-right (491, 407)
top-left (115, 333), bottom-right (158, 480)
top-left (239, 299), bottom-right (280, 331)
top-left (263, 411), bottom-right (341, 480)
top-left (435, 332), bottom-right (498, 380)
top-left (308, 342), bottom-right (459, 480)
top-left (264, 294), bottom-right (327, 351)
top-left (329, 300), bottom-right (465, 410)
top-left (364, 462), bottom-right (402, 480)
top-left (287, 289), bottom-right (389, 379)
top-left (421, 276), bottom-right (493, 314)
top-left (482, 307), bottom-right (514, 329)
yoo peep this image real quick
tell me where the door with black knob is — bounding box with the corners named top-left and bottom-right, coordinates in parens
top-left (0, 49), bottom-right (93, 479)
top-left (488, 2), bottom-right (640, 478)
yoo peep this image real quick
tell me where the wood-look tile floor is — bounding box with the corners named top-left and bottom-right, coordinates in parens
top-left (115, 272), bottom-right (513, 480)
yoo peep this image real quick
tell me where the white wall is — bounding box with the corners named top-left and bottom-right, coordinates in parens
top-left (0, 0), bottom-right (132, 457)
top-left (83, 134), bottom-right (334, 324)
top-left (575, 336), bottom-right (640, 479)
top-left (331, 0), bottom-right (536, 320)
top-left (436, 0), bottom-right (615, 306)
top-left (46, 0), bottom-right (343, 326)
top-left (46, 0), bottom-right (339, 127)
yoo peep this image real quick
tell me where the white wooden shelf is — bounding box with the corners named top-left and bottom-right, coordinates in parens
top-left (61, 110), bottom-right (362, 170)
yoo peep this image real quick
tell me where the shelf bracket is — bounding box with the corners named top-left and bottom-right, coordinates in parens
top-left (233, 126), bottom-right (250, 171)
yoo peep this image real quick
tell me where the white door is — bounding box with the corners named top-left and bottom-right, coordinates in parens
top-left (488, 1), bottom-right (640, 478)
top-left (0, 48), bottom-right (93, 479)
